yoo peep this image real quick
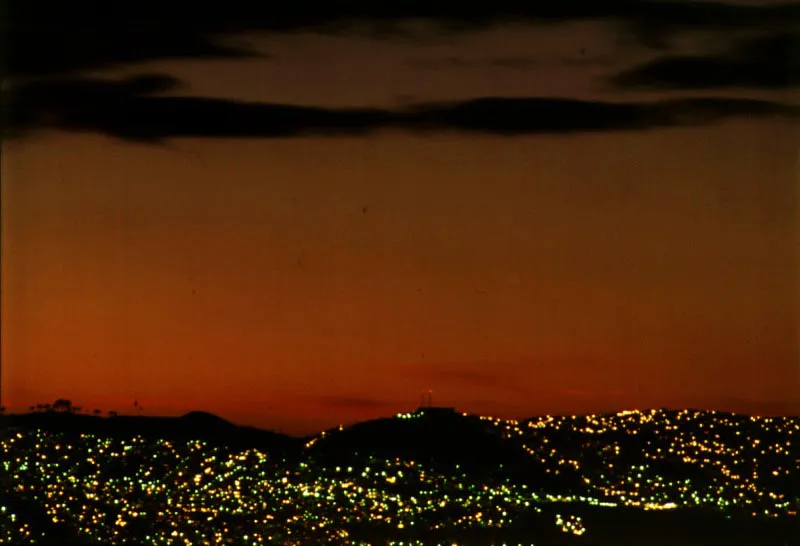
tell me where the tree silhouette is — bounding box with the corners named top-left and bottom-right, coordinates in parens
top-left (52, 399), bottom-right (73, 413)
top-left (93, 409), bottom-right (101, 416)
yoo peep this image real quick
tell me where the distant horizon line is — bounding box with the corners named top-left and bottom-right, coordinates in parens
top-left (5, 404), bottom-right (798, 438)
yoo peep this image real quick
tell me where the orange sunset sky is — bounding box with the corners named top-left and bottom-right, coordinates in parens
top-left (2, 2), bottom-right (799, 435)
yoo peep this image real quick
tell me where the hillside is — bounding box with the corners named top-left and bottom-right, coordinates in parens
top-left (1, 408), bottom-right (797, 544)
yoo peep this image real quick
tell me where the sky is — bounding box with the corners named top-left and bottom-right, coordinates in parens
top-left (2, 1), bottom-right (799, 435)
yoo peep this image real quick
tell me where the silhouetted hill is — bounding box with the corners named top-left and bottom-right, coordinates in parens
top-left (304, 409), bottom-right (586, 492)
top-left (179, 410), bottom-right (234, 427)
top-left (309, 410), bottom-right (491, 462)
top-left (2, 411), bottom-right (301, 456)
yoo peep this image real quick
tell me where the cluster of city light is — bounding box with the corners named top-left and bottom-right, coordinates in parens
top-left (1, 431), bottom-right (547, 544)
top-left (1, 408), bottom-right (796, 544)
top-left (477, 408), bottom-right (798, 518)
top-left (0, 504), bottom-right (44, 544)
top-left (555, 513), bottom-right (586, 536)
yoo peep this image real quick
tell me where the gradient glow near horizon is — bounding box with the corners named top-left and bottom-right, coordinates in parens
top-left (2, 7), bottom-right (799, 435)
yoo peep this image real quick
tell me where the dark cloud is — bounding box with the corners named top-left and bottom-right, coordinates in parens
top-left (2, 75), bottom-right (387, 140)
top-left (620, 2), bottom-right (800, 50)
top-left (613, 32), bottom-right (800, 89)
top-left (5, 1), bottom-right (260, 78)
top-left (5, 75), bottom-right (797, 141)
top-left (2, 74), bottom-right (186, 140)
top-left (6, 1), bottom-right (799, 78)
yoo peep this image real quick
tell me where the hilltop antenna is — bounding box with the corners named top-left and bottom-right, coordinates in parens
top-left (428, 389), bottom-right (433, 408)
